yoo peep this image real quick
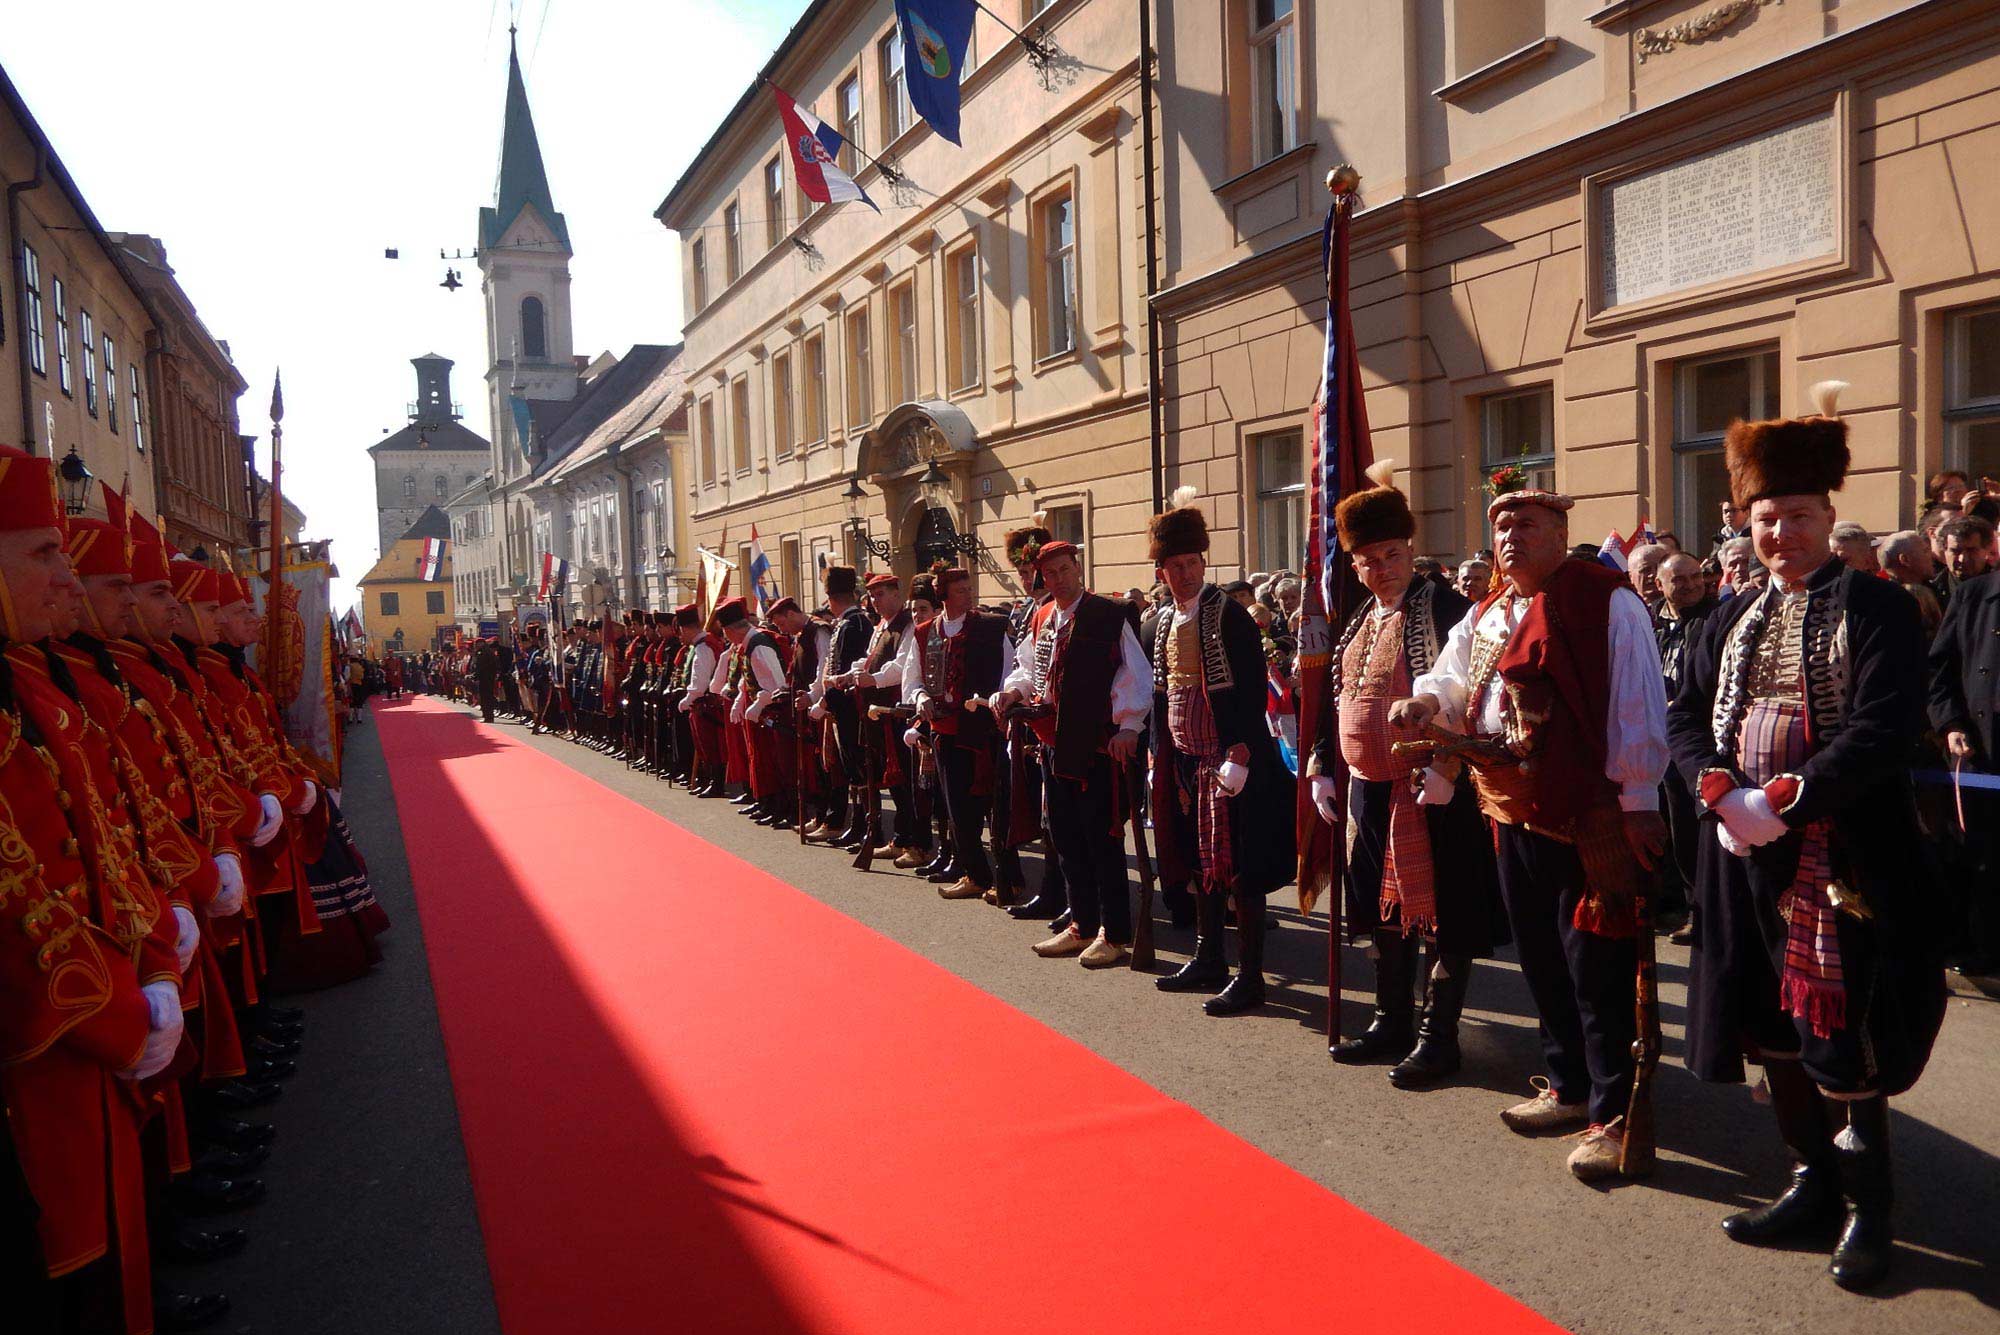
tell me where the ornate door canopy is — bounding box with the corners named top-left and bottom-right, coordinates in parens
top-left (855, 400), bottom-right (979, 481)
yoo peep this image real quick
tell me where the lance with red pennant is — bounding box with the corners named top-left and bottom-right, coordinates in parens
top-left (1295, 166), bottom-right (1373, 1044)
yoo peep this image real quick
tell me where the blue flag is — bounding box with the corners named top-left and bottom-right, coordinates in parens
top-left (895, 0), bottom-right (976, 145)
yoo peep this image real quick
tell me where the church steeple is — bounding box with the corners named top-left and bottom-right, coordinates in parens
top-left (479, 29), bottom-right (569, 251)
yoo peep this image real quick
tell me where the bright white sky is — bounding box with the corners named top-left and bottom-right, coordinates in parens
top-left (1, 0), bottom-right (802, 610)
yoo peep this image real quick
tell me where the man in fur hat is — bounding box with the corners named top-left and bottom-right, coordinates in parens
top-left (1396, 473), bottom-right (1669, 1181)
top-left (1147, 488), bottom-right (1298, 1013)
top-left (1308, 463), bottom-right (1506, 1081)
top-left (1665, 382), bottom-right (1946, 1290)
top-left (994, 539), bottom-right (1152, 966)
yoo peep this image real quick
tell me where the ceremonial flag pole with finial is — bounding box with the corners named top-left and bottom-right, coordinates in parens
top-left (1295, 165), bottom-right (1373, 1045)
top-left (263, 369), bottom-right (287, 685)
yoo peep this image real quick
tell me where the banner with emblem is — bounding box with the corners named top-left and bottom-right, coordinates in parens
top-left (894, 0), bottom-right (976, 144)
top-left (251, 558), bottom-right (341, 786)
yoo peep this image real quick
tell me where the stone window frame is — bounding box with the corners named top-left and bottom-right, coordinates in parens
top-left (1028, 172), bottom-right (1081, 367)
top-left (51, 275), bottom-right (71, 395)
top-left (1247, 425), bottom-right (1306, 576)
top-left (845, 304), bottom-right (874, 431)
top-left (888, 277), bottom-right (918, 408)
top-left (730, 374), bottom-right (754, 476)
top-left (724, 199), bottom-right (743, 285)
top-left (80, 307), bottom-right (98, 416)
top-left (426, 590), bottom-right (446, 615)
top-left (698, 394), bottom-right (718, 488)
top-left (379, 591), bottom-right (401, 617)
top-left (764, 155), bottom-right (787, 249)
top-left (1247, 0), bottom-right (1299, 167)
top-left (771, 346), bottom-right (797, 460)
top-left (21, 246), bottom-right (47, 379)
top-left (803, 329), bottom-right (829, 448)
top-left (1220, 0), bottom-right (1312, 180)
top-left (690, 237), bottom-right (708, 314)
top-left (520, 295), bottom-right (549, 359)
top-left (1479, 385), bottom-right (1557, 495)
top-left (1671, 346), bottom-right (1780, 543)
top-left (128, 365), bottom-right (145, 453)
top-left (1944, 301), bottom-right (2000, 483)
top-left (836, 71), bottom-right (864, 177)
top-left (944, 237), bottom-right (983, 398)
top-left (880, 31), bottom-right (912, 145)
top-left (103, 332), bottom-right (119, 434)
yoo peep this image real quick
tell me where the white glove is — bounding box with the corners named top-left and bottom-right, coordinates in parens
top-left (119, 982), bottom-right (183, 1081)
top-left (289, 780), bottom-right (318, 815)
top-left (172, 905), bottom-right (200, 973)
top-left (1716, 821), bottom-right (1751, 858)
top-left (210, 853), bottom-right (245, 917)
top-left (1714, 787), bottom-right (1789, 849)
top-left (250, 793), bottom-right (284, 847)
top-left (1415, 766), bottom-right (1455, 807)
top-left (1309, 774), bottom-right (1340, 825)
top-left (809, 701), bottom-right (827, 721)
top-left (903, 727), bottom-right (923, 749)
top-left (1215, 758), bottom-right (1248, 796)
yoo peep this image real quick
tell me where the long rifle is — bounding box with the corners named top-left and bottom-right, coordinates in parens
top-left (1621, 867), bottom-right (1662, 1177)
top-left (796, 695), bottom-right (810, 845)
top-left (853, 708), bottom-right (885, 872)
top-left (1125, 755), bottom-right (1158, 970)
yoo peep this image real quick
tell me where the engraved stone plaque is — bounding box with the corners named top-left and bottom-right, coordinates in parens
top-left (1599, 112), bottom-right (1837, 310)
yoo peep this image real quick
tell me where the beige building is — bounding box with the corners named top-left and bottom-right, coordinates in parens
top-left (660, 0), bottom-right (2000, 593)
top-left (658, 0), bottom-right (1159, 600)
top-left (1157, 0), bottom-right (2000, 566)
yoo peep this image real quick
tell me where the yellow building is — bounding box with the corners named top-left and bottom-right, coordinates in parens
top-left (357, 505), bottom-right (456, 655)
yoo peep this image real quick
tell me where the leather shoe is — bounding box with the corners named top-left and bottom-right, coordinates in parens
top-left (1007, 893), bottom-right (1065, 921)
top-left (248, 1033), bottom-right (301, 1059)
top-left (257, 1019), bottom-right (306, 1043)
top-left (1204, 972), bottom-right (1266, 1016)
top-left (197, 1145), bottom-right (270, 1176)
top-left (168, 1172), bottom-right (267, 1215)
top-left (245, 1056), bottom-right (296, 1082)
top-left (208, 1079), bottom-right (282, 1111)
top-left (156, 1223), bottom-right (248, 1265)
top-left (201, 1118), bottom-right (275, 1151)
top-left (263, 1004), bottom-right (305, 1025)
top-left (155, 1290), bottom-right (232, 1333)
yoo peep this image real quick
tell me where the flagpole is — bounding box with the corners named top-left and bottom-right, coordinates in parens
top-left (263, 370), bottom-right (286, 682)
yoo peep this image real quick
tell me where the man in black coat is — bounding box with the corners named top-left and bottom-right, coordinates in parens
top-left (473, 637), bottom-right (500, 724)
top-left (1928, 564), bottom-right (2000, 974)
top-left (1146, 489), bottom-right (1296, 1014)
top-left (1655, 552), bottom-right (1720, 930)
top-left (1666, 383), bottom-right (1947, 1291)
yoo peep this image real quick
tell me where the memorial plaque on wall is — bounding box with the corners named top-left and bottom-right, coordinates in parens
top-left (1595, 109), bottom-right (1841, 314)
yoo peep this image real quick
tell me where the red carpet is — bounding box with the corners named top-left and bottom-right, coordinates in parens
top-left (375, 696), bottom-right (1564, 1335)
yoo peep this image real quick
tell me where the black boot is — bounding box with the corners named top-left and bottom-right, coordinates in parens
top-left (918, 839), bottom-right (954, 879)
top-left (1829, 1094), bottom-right (1895, 1291)
top-left (1332, 930), bottom-right (1416, 1062)
top-left (1205, 896), bottom-right (1267, 1016)
top-left (1721, 1060), bottom-right (1843, 1246)
top-left (154, 1289), bottom-right (232, 1333)
top-left (831, 790), bottom-right (870, 849)
top-left (1390, 951), bottom-right (1471, 1088)
top-left (1158, 892), bottom-right (1230, 993)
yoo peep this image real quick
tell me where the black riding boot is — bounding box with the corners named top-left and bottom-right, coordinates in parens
top-left (1332, 930), bottom-right (1417, 1062)
top-left (1389, 950), bottom-right (1471, 1088)
top-left (1158, 891), bottom-right (1230, 993)
top-left (1829, 1094), bottom-right (1895, 1291)
top-left (1722, 1059), bottom-right (1843, 1246)
top-left (832, 789), bottom-right (870, 848)
top-left (1205, 895), bottom-right (1267, 1016)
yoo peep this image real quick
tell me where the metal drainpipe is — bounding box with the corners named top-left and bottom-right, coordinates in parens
top-left (1138, 0), bottom-right (1164, 516)
top-left (7, 145), bottom-right (48, 454)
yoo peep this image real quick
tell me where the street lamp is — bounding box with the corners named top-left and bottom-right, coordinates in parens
top-left (843, 476), bottom-right (892, 563)
top-left (916, 456), bottom-right (981, 560)
top-left (56, 447), bottom-right (92, 516)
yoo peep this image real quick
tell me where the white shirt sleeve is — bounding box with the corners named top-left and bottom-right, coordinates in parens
top-left (871, 647), bottom-right (904, 690)
top-left (1605, 587), bottom-right (1670, 811)
top-left (749, 645), bottom-right (786, 703)
top-left (1109, 621), bottom-right (1153, 733)
top-left (1411, 604), bottom-right (1480, 733)
top-left (684, 642), bottom-right (716, 699)
top-left (708, 648), bottom-right (734, 696)
top-left (897, 631), bottom-right (927, 707)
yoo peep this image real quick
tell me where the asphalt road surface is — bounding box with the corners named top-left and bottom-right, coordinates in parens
top-left (190, 700), bottom-right (1999, 1335)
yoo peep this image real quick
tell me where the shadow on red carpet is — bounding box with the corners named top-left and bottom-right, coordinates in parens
top-left (373, 695), bottom-right (1566, 1335)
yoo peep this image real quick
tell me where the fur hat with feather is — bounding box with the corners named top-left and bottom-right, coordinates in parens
top-left (1149, 484), bottom-right (1210, 563)
top-left (1724, 380), bottom-right (1851, 507)
top-left (1334, 459), bottom-right (1417, 551)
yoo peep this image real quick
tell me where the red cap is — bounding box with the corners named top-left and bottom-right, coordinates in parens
top-left (865, 572), bottom-right (900, 591)
top-left (0, 444), bottom-right (63, 532)
top-left (128, 512), bottom-right (172, 585)
top-left (170, 558), bottom-right (222, 604)
top-left (65, 518), bottom-right (131, 578)
top-left (217, 571), bottom-right (251, 608)
top-left (767, 596), bottom-right (800, 617)
top-left (1032, 539), bottom-right (1079, 567)
top-left (713, 596), bottom-right (749, 627)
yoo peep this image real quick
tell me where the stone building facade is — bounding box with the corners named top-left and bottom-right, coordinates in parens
top-left (660, 0), bottom-right (2000, 594)
top-left (1158, 0), bottom-right (2000, 566)
top-left (658, 0), bottom-right (1159, 601)
top-left (369, 354), bottom-right (491, 558)
top-left (357, 505), bottom-right (455, 655)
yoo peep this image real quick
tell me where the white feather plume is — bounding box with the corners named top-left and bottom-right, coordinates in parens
top-left (1809, 380), bottom-right (1848, 420)
top-left (1031, 510), bottom-right (1048, 528)
top-left (1363, 459), bottom-right (1397, 489)
top-left (1169, 484), bottom-right (1199, 509)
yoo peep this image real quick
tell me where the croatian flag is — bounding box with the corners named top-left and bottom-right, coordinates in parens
top-left (538, 552), bottom-right (570, 600)
top-left (746, 525), bottom-right (775, 613)
top-left (1598, 529), bottom-right (1638, 572)
top-left (418, 537), bottom-right (447, 582)
top-left (771, 85), bottom-right (879, 213)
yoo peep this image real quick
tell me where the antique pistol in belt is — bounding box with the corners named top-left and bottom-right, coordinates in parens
top-left (1388, 723), bottom-right (1522, 783)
